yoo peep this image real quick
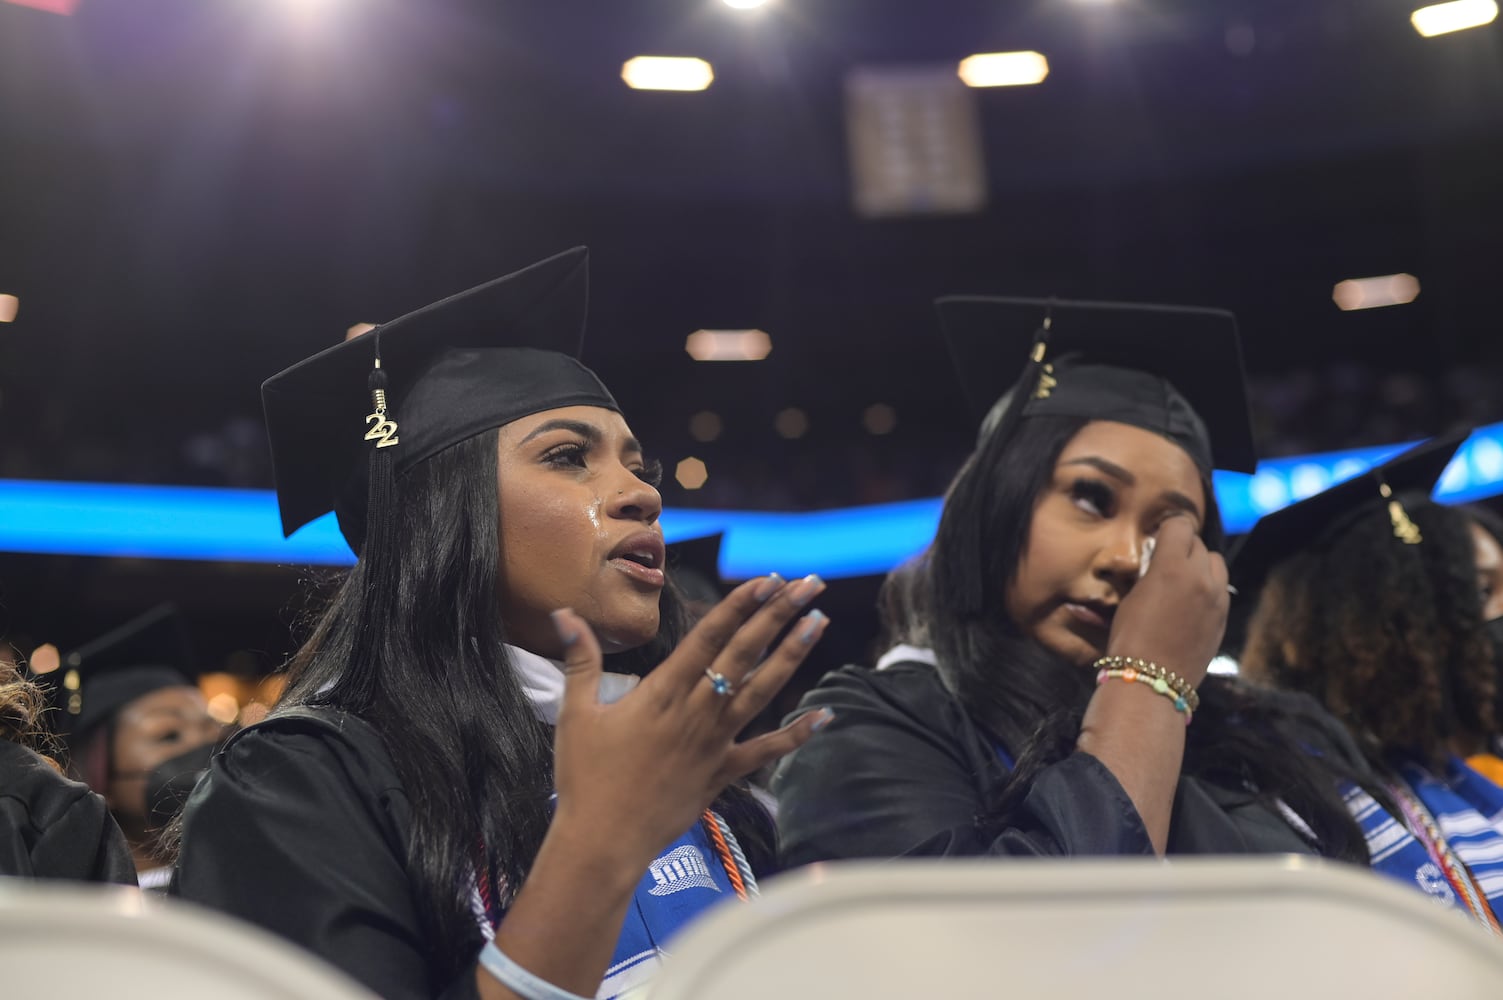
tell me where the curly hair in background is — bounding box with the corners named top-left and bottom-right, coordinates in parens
top-left (0, 661), bottom-right (46, 749)
top-left (1242, 495), bottom-right (1496, 771)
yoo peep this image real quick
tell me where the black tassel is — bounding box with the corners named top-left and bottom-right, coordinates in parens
top-left (975, 314), bottom-right (1056, 451)
top-left (365, 361), bottom-right (398, 551)
top-left (358, 351), bottom-right (401, 652)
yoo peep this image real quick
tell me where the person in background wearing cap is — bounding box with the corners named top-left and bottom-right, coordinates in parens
top-left (174, 248), bottom-right (831, 1000)
top-left (39, 604), bottom-right (226, 890)
top-left (1464, 504), bottom-right (1503, 783)
top-left (1236, 434), bottom-right (1503, 929)
top-left (0, 659), bottom-right (136, 883)
top-left (775, 296), bottom-right (1385, 868)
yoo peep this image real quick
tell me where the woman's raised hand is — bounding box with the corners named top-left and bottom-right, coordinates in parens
top-left (1106, 515), bottom-right (1229, 688)
top-left (550, 574), bottom-right (831, 865)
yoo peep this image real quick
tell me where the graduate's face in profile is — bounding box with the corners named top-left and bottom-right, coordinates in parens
top-left (1006, 420), bottom-right (1206, 667)
top-left (495, 405), bottom-right (666, 658)
top-left (107, 686), bottom-right (223, 829)
top-left (1472, 521), bottom-right (1503, 622)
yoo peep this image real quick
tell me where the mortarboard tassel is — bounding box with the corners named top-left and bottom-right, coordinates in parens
top-left (361, 340), bottom-right (401, 568)
top-left (1379, 482), bottom-right (1423, 545)
top-left (976, 311), bottom-right (1056, 450)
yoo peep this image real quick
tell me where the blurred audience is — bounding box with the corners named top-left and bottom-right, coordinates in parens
top-left (0, 659), bottom-right (137, 884)
top-left (1, 362), bottom-right (1494, 513)
top-left (33, 606), bottom-right (227, 890)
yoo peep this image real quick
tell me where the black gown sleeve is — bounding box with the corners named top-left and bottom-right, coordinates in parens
top-left (174, 720), bottom-right (482, 1000)
top-left (0, 741), bottom-right (137, 885)
top-left (773, 663), bottom-right (1155, 866)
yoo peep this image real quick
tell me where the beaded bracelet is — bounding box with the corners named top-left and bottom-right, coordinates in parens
top-left (1093, 655), bottom-right (1199, 713)
top-left (1097, 667), bottom-right (1194, 725)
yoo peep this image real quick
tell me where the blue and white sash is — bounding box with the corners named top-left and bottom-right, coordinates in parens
top-left (476, 645), bottom-right (757, 998)
top-left (596, 814), bottom-right (751, 998)
top-left (1347, 756), bottom-right (1503, 928)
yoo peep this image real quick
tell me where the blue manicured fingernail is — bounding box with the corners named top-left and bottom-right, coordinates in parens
top-left (789, 574), bottom-right (825, 608)
top-left (753, 574), bottom-right (784, 602)
top-left (798, 609), bottom-right (828, 644)
top-left (810, 707), bottom-right (835, 732)
top-left (550, 609), bottom-right (580, 646)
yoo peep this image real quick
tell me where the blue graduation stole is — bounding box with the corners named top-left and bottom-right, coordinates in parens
top-left (1346, 756), bottom-right (1503, 932)
top-left (481, 812), bottom-right (746, 999)
top-left (596, 815), bottom-right (743, 998)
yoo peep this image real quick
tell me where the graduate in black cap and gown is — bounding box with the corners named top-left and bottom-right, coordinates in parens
top-left (0, 661), bottom-right (136, 883)
top-left (775, 296), bottom-right (1386, 866)
top-left (35, 604), bottom-right (224, 889)
top-left (174, 248), bottom-right (832, 1000)
top-left (1234, 432), bottom-right (1503, 929)
top-left (1456, 503), bottom-right (1503, 782)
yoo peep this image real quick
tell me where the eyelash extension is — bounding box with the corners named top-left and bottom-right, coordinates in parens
top-left (541, 443), bottom-right (589, 468)
top-left (543, 443), bottom-right (662, 488)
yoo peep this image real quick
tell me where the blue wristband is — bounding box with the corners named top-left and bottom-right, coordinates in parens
top-left (478, 940), bottom-right (593, 1000)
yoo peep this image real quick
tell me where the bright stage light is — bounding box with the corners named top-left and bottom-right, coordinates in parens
top-left (1412, 0), bottom-right (1498, 36)
top-left (958, 51), bottom-right (1050, 88)
top-left (676, 457), bottom-right (710, 490)
top-left (1332, 273), bottom-right (1421, 311)
top-left (29, 643), bottom-right (60, 674)
top-left (685, 329), bottom-right (772, 361)
top-left (622, 57), bottom-right (715, 92)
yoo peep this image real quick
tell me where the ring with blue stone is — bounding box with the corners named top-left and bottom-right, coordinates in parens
top-left (703, 668), bottom-right (735, 697)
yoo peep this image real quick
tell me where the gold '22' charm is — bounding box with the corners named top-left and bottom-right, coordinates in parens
top-left (365, 411), bottom-right (400, 448)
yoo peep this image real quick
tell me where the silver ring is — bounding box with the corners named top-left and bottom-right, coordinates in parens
top-left (703, 668), bottom-right (735, 697)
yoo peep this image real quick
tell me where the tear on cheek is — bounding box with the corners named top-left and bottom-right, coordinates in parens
top-left (1138, 535), bottom-right (1156, 579)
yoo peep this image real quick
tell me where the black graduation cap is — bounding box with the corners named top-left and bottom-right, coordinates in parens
top-left (667, 533), bottom-right (725, 608)
top-left (262, 247), bottom-right (618, 551)
top-left (934, 296), bottom-right (1258, 474)
top-left (36, 604), bottom-right (197, 748)
top-left (1228, 430), bottom-right (1468, 600)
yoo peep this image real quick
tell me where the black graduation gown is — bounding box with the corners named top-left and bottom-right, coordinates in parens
top-left (0, 740), bottom-right (137, 884)
top-left (773, 661), bottom-right (1321, 867)
top-left (174, 709), bottom-right (484, 1000)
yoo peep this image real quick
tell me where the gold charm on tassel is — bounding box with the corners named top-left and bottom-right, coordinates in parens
top-left (1380, 482), bottom-right (1422, 544)
top-left (64, 668), bottom-right (82, 716)
top-left (1030, 338), bottom-right (1057, 400)
top-left (364, 360), bottom-right (400, 449)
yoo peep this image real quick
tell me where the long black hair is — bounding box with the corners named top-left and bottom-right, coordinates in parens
top-left (280, 429), bottom-right (773, 986)
top-left (911, 414), bottom-right (1379, 862)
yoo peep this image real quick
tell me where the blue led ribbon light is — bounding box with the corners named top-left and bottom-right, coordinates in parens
top-left (2, 422), bottom-right (1500, 580)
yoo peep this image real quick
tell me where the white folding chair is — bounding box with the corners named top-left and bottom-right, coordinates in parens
top-left (647, 856), bottom-right (1503, 1000)
top-left (0, 878), bottom-right (378, 1000)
